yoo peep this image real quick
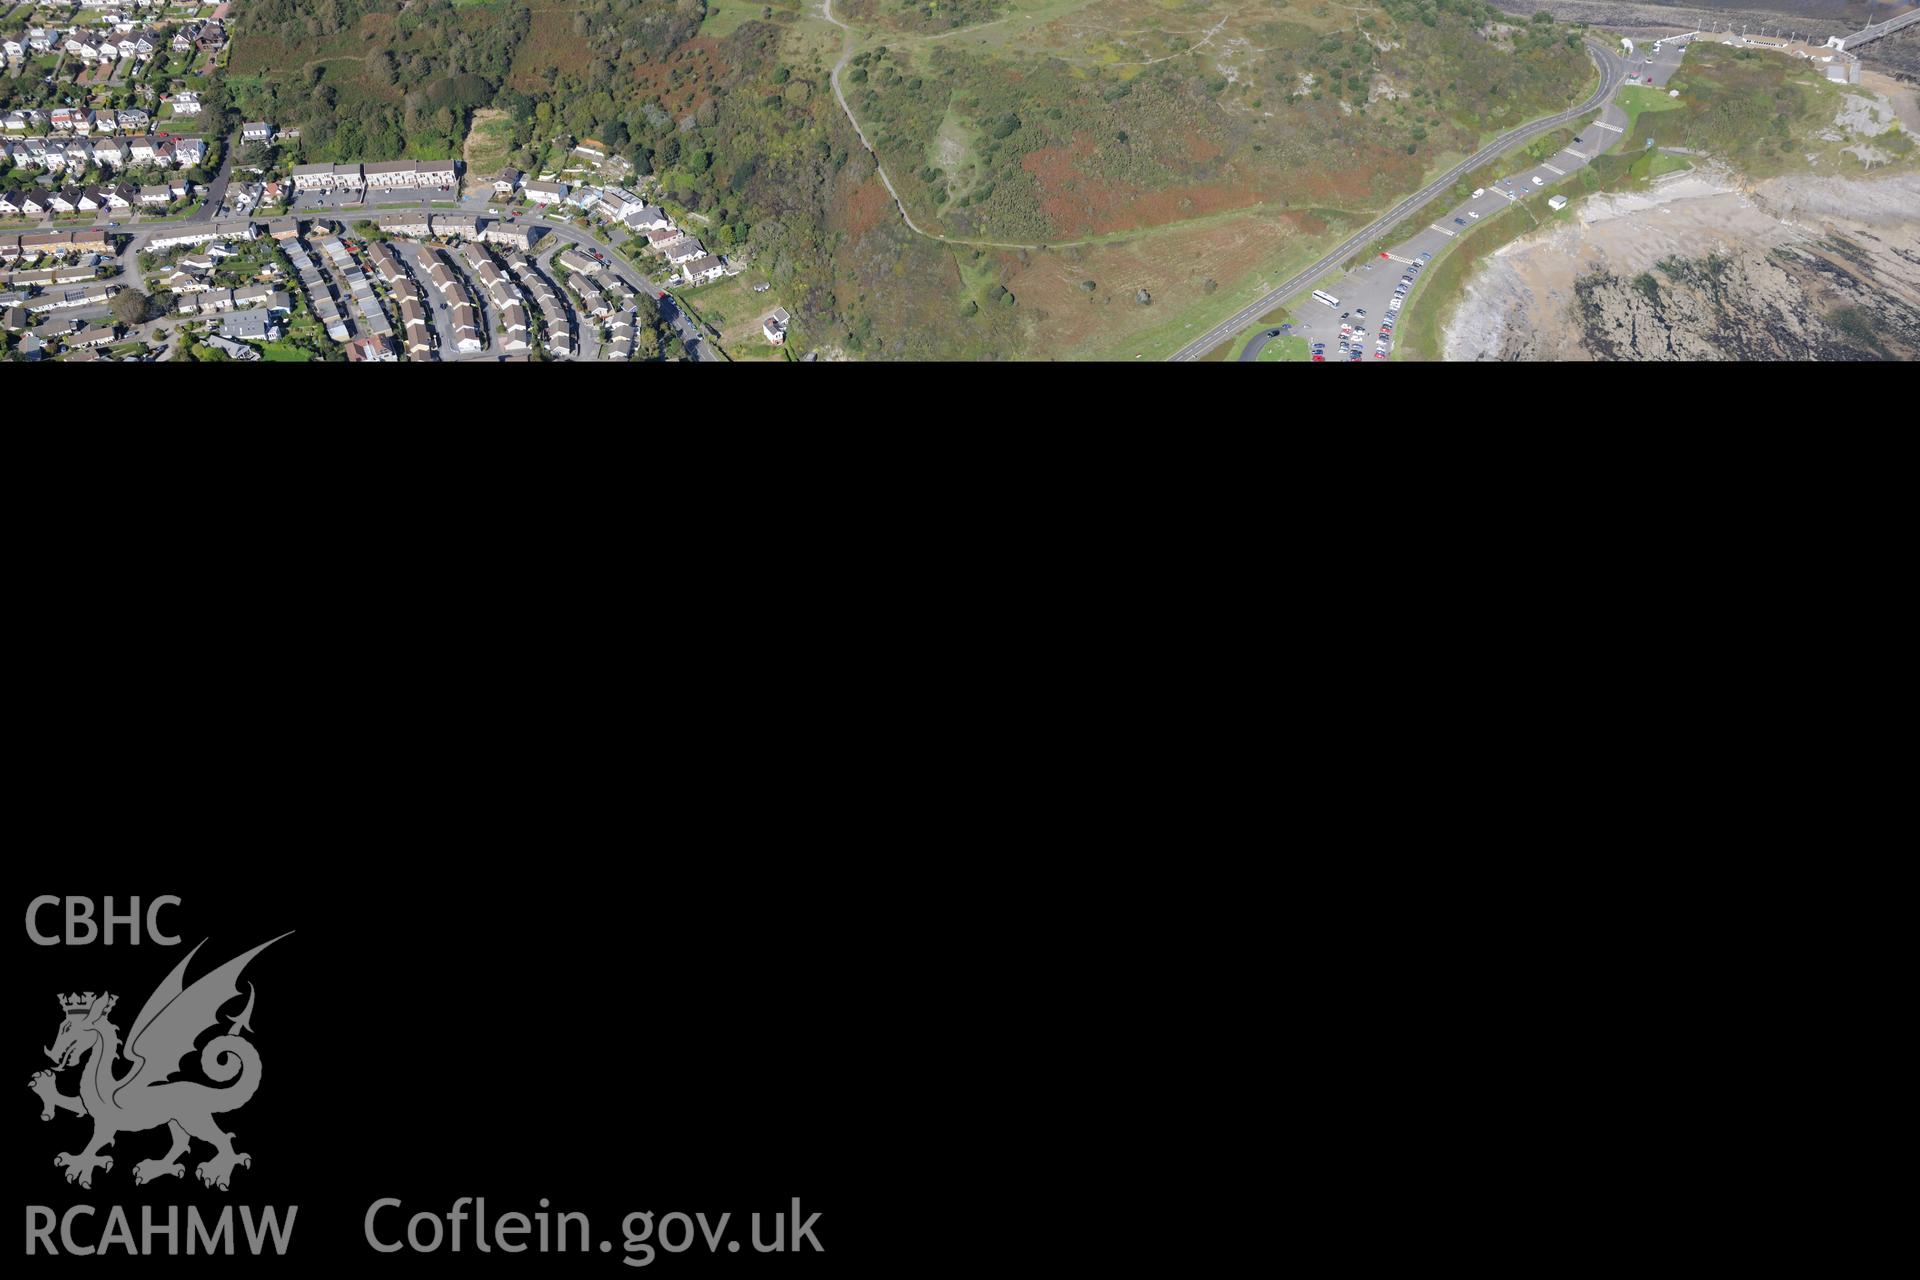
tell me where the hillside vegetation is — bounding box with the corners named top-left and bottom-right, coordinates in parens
top-left (225, 0), bottom-right (1597, 359)
top-left (848, 0), bottom-right (1592, 242)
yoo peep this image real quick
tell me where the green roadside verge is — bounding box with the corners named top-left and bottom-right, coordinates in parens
top-left (1395, 140), bottom-right (1692, 360)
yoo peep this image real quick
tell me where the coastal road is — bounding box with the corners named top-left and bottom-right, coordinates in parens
top-left (1170, 38), bottom-right (1629, 362)
top-left (1272, 35), bottom-right (1689, 366)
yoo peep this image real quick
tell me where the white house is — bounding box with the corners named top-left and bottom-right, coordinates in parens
top-left (523, 180), bottom-right (568, 205)
top-left (682, 254), bottom-right (726, 285)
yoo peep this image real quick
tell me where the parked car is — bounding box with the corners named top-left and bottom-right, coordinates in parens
top-left (1454, 217), bottom-right (1466, 225)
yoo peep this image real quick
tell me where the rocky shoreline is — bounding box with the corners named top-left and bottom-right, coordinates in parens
top-left (1441, 167), bottom-right (1920, 360)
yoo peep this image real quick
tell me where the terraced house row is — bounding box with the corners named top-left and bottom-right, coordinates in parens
top-left (1, 179), bottom-right (190, 217)
top-left (1, 229), bottom-right (113, 261)
top-left (364, 241), bottom-right (434, 363)
top-left (290, 160), bottom-right (459, 194)
top-left (3, 135), bottom-right (206, 172)
top-left (7, 106), bottom-right (153, 134)
top-left (504, 254), bottom-right (572, 359)
top-left (457, 242), bottom-right (532, 355)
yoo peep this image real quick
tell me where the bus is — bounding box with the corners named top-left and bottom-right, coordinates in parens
top-left (1311, 290), bottom-right (1340, 307)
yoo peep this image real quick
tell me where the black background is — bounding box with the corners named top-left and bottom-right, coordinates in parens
top-left (13, 858), bottom-right (904, 1277)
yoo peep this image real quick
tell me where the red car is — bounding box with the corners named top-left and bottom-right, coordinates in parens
top-left (1311, 354), bottom-right (1325, 362)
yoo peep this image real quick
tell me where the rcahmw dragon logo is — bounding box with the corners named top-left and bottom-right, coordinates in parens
top-left (28, 933), bottom-right (291, 1192)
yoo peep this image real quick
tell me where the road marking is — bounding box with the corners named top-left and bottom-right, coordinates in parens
top-left (1429, 224), bottom-right (1456, 237)
top-left (1542, 162), bottom-right (1565, 175)
top-left (1495, 188), bottom-right (1517, 201)
top-left (1594, 121), bottom-right (1624, 133)
top-left (1566, 149), bottom-right (1590, 159)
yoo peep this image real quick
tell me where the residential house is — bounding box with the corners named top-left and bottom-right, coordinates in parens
top-left (171, 137), bottom-right (205, 167)
top-left (663, 236), bottom-right (706, 265)
top-left (92, 138), bottom-right (125, 168)
top-left (137, 184), bottom-right (171, 207)
top-left (483, 222), bottom-right (540, 253)
top-left (68, 323), bottom-right (118, 349)
top-left (762, 308), bottom-right (790, 344)
top-left (374, 211), bottom-right (430, 237)
top-left (264, 216), bottom-right (299, 241)
top-left (344, 334), bottom-right (397, 362)
top-left (240, 121), bottom-right (272, 144)
top-left (492, 168), bottom-right (521, 194)
top-left (426, 261), bottom-right (461, 297)
top-left (522, 180), bottom-right (568, 205)
top-left (449, 302), bottom-right (482, 352)
top-left (0, 192), bottom-right (19, 216)
top-left (624, 204), bottom-right (671, 233)
top-left (221, 309), bottom-right (282, 343)
top-left (431, 215), bottom-right (481, 240)
top-left (144, 219), bottom-right (255, 252)
top-left (682, 254), bottom-right (725, 285)
top-left (168, 91), bottom-right (201, 115)
top-left (292, 162), bottom-right (344, 192)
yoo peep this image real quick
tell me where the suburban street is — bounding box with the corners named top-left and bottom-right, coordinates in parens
top-left (1172, 37), bottom-right (1640, 362)
top-left (111, 190), bottom-right (718, 361)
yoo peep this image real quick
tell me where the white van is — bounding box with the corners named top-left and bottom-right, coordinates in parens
top-left (1472, 188), bottom-right (1485, 198)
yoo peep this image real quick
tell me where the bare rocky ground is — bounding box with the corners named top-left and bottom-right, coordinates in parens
top-left (1442, 53), bottom-right (1920, 364)
top-left (1442, 164), bottom-right (1920, 359)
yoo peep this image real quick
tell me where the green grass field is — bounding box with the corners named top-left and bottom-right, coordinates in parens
top-left (1254, 333), bottom-right (1308, 363)
top-left (1613, 84), bottom-right (1683, 146)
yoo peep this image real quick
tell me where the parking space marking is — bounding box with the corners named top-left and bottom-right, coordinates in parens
top-left (1429, 224), bottom-right (1456, 237)
top-left (1594, 121), bottom-right (1624, 133)
top-left (1541, 162), bottom-right (1565, 175)
top-left (1566, 149), bottom-right (1590, 160)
